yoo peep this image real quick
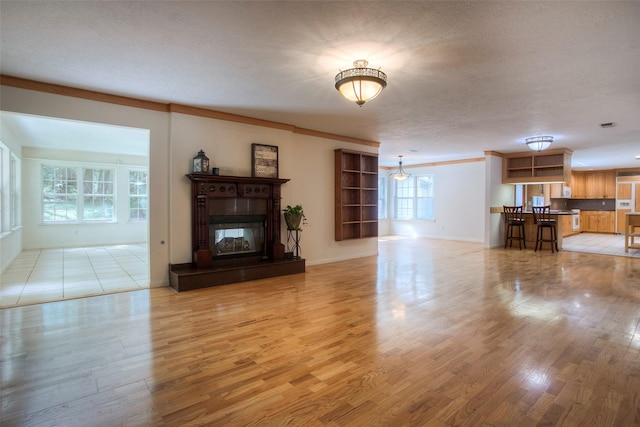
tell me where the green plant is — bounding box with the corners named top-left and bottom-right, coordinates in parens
top-left (282, 204), bottom-right (308, 230)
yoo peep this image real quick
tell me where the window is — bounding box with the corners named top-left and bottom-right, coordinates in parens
top-left (378, 176), bottom-right (387, 220)
top-left (43, 166), bottom-right (78, 222)
top-left (42, 165), bottom-right (115, 222)
top-left (129, 169), bottom-right (148, 221)
top-left (10, 154), bottom-right (19, 227)
top-left (83, 168), bottom-right (114, 221)
top-left (393, 175), bottom-right (435, 220)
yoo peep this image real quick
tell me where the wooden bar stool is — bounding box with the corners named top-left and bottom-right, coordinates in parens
top-left (532, 205), bottom-right (558, 253)
top-left (503, 205), bottom-right (526, 250)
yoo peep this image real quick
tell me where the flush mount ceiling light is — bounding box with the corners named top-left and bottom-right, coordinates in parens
top-left (525, 136), bottom-right (553, 152)
top-left (335, 59), bottom-right (387, 106)
top-left (390, 155), bottom-right (410, 181)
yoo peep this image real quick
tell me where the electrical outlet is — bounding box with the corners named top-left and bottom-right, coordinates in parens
top-left (602, 201), bottom-right (605, 205)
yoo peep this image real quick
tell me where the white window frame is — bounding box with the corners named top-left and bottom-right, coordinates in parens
top-left (393, 175), bottom-right (435, 221)
top-left (42, 164), bottom-right (116, 223)
top-left (128, 169), bottom-right (148, 221)
top-left (378, 176), bottom-right (387, 220)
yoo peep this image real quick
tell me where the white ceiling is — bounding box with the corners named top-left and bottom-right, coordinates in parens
top-left (1, 1), bottom-right (639, 169)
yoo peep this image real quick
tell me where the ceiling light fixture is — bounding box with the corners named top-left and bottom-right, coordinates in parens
top-left (390, 155), bottom-right (410, 181)
top-left (525, 136), bottom-right (553, 152)
top-left (335, 60), bottom-right (387, 106)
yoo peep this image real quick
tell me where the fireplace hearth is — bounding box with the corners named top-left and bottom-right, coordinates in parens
top-left (169, 174), bottom-right (305, 291)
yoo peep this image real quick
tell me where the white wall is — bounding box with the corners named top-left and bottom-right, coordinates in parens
top-left (0, 121), bottom-right (23, 271)
top-left (168, 113), bottom-right (378, 267)
top-left (21, 148), bottom-right (148, 249)
top-left (484, 153), bottom-right (513, 248)
top-left (390, 160), bottom-right (486, 243)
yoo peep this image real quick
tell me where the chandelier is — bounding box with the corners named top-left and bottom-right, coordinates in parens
top-left (335, 60), bottom-right (387, 106)
top-left (525, 136), bottom-right (553, 151)
top-left (390, 155), bottom-right (410, 181)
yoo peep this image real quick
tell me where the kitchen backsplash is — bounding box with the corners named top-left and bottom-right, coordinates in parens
top-left (550, 198), bottom-right (616, 211)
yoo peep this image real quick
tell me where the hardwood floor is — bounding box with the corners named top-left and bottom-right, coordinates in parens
top-left (2, 237), bottom-right (640, 426)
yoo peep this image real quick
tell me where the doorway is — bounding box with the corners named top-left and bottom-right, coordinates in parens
top-left (0, 112), bottom-right (150, 306)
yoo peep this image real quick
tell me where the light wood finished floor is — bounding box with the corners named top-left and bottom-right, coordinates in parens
top-left (2, 237), bottom-right (640, 426)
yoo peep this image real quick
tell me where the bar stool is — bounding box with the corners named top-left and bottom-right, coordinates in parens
top-left (532, 205), bottom-right (558, 253)
top-left (503, 206), bottom-right (526, 250)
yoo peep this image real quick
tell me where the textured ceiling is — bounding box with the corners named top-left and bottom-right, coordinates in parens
top-left (1, 1), bottom-right (639, 169)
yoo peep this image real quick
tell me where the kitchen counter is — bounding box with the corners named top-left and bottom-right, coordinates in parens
top-left (624, 213), bottom-right (640, 253)
top-left (502, 211), bottom-right (567, 250)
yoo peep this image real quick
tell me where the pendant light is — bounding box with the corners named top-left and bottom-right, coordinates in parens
top-left (335, 60), bottom-right (387, 106)
top-left (390, 155), bottom-right (410, 181)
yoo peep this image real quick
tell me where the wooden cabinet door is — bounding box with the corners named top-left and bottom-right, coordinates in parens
top-left (572, 172), bottom-right (586, 198)
top-left (585, 172), bottom-right (601, 198)
top-left (562, 215), bottom-right (573, 236)
top-left (618, 183), bottom-right (632, 199)
top-left (604, 171), bottom-right (616, 198)
top-left (582, 212), bottom-right (597, 232)
top-left (550, 183), bottom-right (563, 198)
top-left (597, 212), bottom-right (614, 233)
top-left (617, 209), bottom-right (631, 233)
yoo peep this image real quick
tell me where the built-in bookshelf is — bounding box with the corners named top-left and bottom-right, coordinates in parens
top-left (335, 149), bottom-right (379, 241)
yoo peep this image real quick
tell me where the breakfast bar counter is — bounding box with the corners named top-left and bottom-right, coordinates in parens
top-left (503, 210), bottom-right (571, 250)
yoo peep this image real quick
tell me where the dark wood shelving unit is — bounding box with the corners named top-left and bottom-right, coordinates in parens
top-left (335, 149), bottom-right (379, 241)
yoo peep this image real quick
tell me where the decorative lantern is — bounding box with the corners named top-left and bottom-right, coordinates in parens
top-left (192, 150), bottom-right (210, 174)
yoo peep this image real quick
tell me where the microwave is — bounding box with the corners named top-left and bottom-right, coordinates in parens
top-left (562, 186), bottom-right (572, 198)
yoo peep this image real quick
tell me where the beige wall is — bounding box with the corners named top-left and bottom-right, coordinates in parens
top-left (0, 85), bottom-right (379, 285)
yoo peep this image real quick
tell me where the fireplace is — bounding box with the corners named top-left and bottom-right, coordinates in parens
top-left (169, 174), bottom-right (305, 292)
top-left (210, 215), bottom-right (266, 258)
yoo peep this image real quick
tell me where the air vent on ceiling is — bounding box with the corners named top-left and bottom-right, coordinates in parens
top-left (600, 122), bottom-right (615, 128)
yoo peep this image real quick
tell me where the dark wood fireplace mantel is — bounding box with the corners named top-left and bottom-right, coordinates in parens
top-left (188, 174), bottom-right (290, 268)
top-left (169, 174), bottom-right (305, 292)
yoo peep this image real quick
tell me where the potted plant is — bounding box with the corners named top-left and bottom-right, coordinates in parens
top-left (282, 204), bottom-right (307, 230)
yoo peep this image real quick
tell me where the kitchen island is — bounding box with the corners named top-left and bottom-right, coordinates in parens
top-left (503, 210), bottom-right (571, 250)
top-left (624, 212), bottom-right (640, 253)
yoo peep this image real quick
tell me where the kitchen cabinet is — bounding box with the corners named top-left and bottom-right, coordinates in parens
top-left (617, 183), bottom-right (632, 199)
top-left (550, 183), bottom-right (563, 198)
top-left (604, 171), bottom-right (616, 198)
top-left (561, 215), bottom-right (575, 237)
top-left (502, 149), bottom-right (572, 184)
top-left (581, 211), bottom-right (614, 233)
top-left (571, 172), bottom-right (586, 198)
top-left (585, 171), bottom-right (616, 198)
top-left (617, 209), bottom-right (631, 234)
top-left (334, 149), bottom-right (378, 241)
top-left (572, 170), bottom-right (616, 199)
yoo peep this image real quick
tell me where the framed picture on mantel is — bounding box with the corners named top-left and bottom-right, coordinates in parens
top-left (251, 143), bottom-right (279, 178)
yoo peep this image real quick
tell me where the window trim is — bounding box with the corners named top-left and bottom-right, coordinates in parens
top-left (41, 164), bottom-right (116, 224)
top-left (393, 175), bottom-right (435, 221)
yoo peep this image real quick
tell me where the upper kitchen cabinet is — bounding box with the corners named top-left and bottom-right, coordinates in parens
top-left (618, 182), bottom-right (632, 199)
top-left (572, 170), bottom-right (616, 199)
top-left (502, 148), bottom-right (572, 184)
top-left (571, 172), bottom-right (586, 198)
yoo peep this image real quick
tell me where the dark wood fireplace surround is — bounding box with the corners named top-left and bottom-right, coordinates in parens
top-left (169, 174), bottom-right (305, 291)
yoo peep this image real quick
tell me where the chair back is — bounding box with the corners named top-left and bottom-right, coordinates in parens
top-left (503, 206), bottom-right (523, 224)
top-left (532, 205), bottom-right (553, 223)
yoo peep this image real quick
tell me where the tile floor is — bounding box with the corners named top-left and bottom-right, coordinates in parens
top-left (562, 232), bottom-right (640, 258)
top-left (0, 244), bottom-right (148, 308)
